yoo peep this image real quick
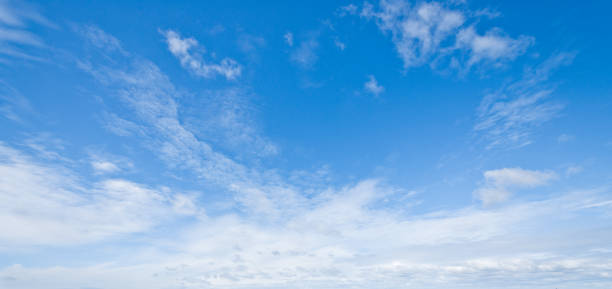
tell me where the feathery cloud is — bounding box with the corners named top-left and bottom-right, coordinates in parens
top-left (161, 29), bottom-right (241, 80)
top-left (475, 52), bottom-right (575, 148)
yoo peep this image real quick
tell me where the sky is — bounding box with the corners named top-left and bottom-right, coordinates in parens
top-left (1, 0), bottom-right (612, 288)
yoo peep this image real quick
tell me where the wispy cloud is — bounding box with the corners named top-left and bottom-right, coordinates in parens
top-left (161, 29), bottom-right (241, 80)
top-left (474, 52), bottom-right (575, 148)
top-left (2, 174), bottom-right (611, 288)
top-left (364, 74), bottom-right (384, 96)
top-left (0, 80), bottom-right (32, 122)
top-left (0, 143), bottom-right (196, 247)
top-left (0, 0), bottom-right (52, 61)
top-left (358, 0), bottom-right (532, 73)
top-left (289, 32), bottom-right (319, 68)
top-left (79, 28), bottom-right (286, 217)
top-left (283, 31), bottom-right (293, 47)
top-left (77, 25), bottom-right (126, 54)
top-left (474, 167), bottom-right (557, 205)
top-left (557, 133), bottom-right (574, 143)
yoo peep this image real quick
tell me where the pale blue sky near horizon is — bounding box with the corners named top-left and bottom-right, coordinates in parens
top-left (1, 1), bottom-right (612, 288)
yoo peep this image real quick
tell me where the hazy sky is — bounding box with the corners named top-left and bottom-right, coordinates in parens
top-left (1, 0), bottom-right (612, 288)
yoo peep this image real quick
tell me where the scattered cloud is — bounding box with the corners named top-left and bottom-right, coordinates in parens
top-left (77, 25), bottom-right (126, 54)
top-left (474, 167), bottom-right (557, 205)
top-left (283, 31), bottom-right (293, 47)
top-left (333, 37), bottom-right (346, 50)
top-left (181, 88), bottom-right (279, 158)
top-left (0, 80), bottom-right (32, 122)
top-left (337, 3), bottom-right (359, 17)
top-left (474, 52), bottom-right (575, 149)
top-left (289, 32), bottom-right (319, 68)
top-left (80, 29), bottom-right (288, 217)
top-left (565, 165), bottom-right (583, 176)
top-left (0, 0), bottom-right (55, 61)
top-left (358, 1), bottom-right (532, 73)
top-left (91, 160), bottom-right (119, 174)
top-left (237, 33), bottom-right (265, 53)
top-left (454, 26), bottom-right (533, 71)
top-left (207, 24), bottom-right (225, 35)
top-left (88, 151), bottom-right (134, 175)
top-left (0, 143), bottom-right (196, 247)
top-left (364, 74), bottom-right (384, 96)
top-left (1, 173), bottom-right (610, 288)
top-left (557, 133), bottom-right (574, 143)
top-left (161, 29), bottom-right (241, 80)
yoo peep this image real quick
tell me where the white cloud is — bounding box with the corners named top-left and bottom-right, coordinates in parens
top-left (0, 80), bottom-right (32, 122)
top-left (0, 0), bottom-right (53, 28)
top-left (565, 165), bottom-right (583, 176)
top-left (283, 31), bottom-right (293, 47)
top-left (334, 37), bottom-right (346, 50)
top-left (161, 29), bottom-right (241, 80)
top-left (79, 37), bottom-right (285, 216)
top-left (474, 52), bottom-right (575, 148)
top-left (237, 33), bottom-right (265, 53)
top-left (455, 26), bottom-right (533, 70)
top-left (474, 167), bottom-right (557, 205)
top-left (182, 88), bottom-right (278, 158)
top-left (290, 33), bottom-right (319, 68)
top-left (557, 133), bottom-right (574, 143)
top-left (359, 1), bottom-right (532, 73)
top-left (0, 0), bottom-right (53, 61)
top-left (78, 25), bottom-right (126, 54)
top-left (364, 74), bottom-right (384, 96)
top-left (2, 178), bottom-right (611, 288)
top-left (91, 160), bottom-right (120, 174)
top-left (337, 4), bottom-right (359, 17)
top-left (7, 26), bottom-right (608, 289)
top-left (0, 143), bottom-right (195, 247)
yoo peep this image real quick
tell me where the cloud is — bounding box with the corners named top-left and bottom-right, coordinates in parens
top-left (91, 160), bottom-right (120, 174)
top-left (333, 37), bottom-right (346, 50)
top-left (5, 26), bottom-right (611, 289)
top-left (474, 167), bottom-right (557, 205)
top-left (565, 165), bottom-right (583, 176)
top-left (0, 143), bottom-right (196, 247)
top-left (2, 178), bottom-right (612, 288)
top-left (364, 74), bottom-right (384, 96)
top-left (237, 34), bottom-right (265, 53)
top-left (358, 0), bottom-right (532, 73)
top-left (78, 25), bottom-right (126, 54)
top-left (0, 0), bottom-right (54, 61)
top-left (337, 4), bottom-right (359, 17)
top-left (79, 30), bottom-right (287, 217)
top-left (474, 52), bottom-right (575, 148)
top-left (283, 31), bottom-right (293, 47)
top-left (289, 32), bottom-right (319, 68)
top-left (161, 29), bottom-right (241, 80)
top-left (0, 80), bottom-right (32, 122)
top-left (88, 151), bottom-right (134, 175)
top-left (181, 88), bottom-right (278, 158)
top-left (455, 26), bottom-right (533, 71)
top-left (557, 133), bottom-right (574, 143)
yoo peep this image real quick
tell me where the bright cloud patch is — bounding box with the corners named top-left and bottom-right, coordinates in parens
top-left (364, 74), bottom-right (384, 96)
top-left (474, 167), bottom-right (557, 205)
top-left (162, 29), bottom-right (241, 80)
top-left (360, 0), bottom-right (533, 72)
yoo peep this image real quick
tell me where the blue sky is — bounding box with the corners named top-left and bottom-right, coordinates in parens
top-left (1, 0), bottom-right (612, 288)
